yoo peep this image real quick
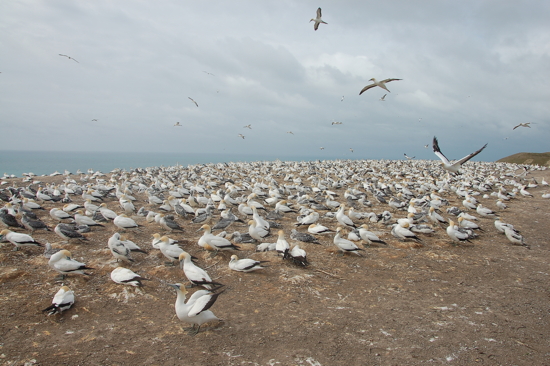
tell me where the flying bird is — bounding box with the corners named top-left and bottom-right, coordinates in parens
top-left (331, 121), bottom-right (342, 125)
top-left (91, 119), bottom-right (98, 121)
top-left (310, 7), bottom-right (328, 31)
top-left (432, 136), bottom-right (487, 174)
top-left (404, 153), bottom-right (415, 160)
top-left (243, 124), bottom-right (252, 129)
top-left (359, 78), bottom-right (402, 95)
top-left (202, 71), bottom-right (215, 76)
top-left (513, 122), bottom-right (532, 130)
top-left (188, 97), bottom-right (199, 107)
top-left (287, 131), bottom-right (294, 135)
top-left (341, 96), bottom-right (344, 102)
top-left (59, 54), bottom-right (79, 63)
top-left (379, 94), bottom-right (387, 101)
top-left (174, 122), bottom-right (182, 127)
top-left (320, 147), bottom-right (325, 150)
top-left (238, 134), bottom-right (245, 139)
top-left (349, 148), bottom-right (354, 153)
top-left (424, 144), bottom-right (429, 148)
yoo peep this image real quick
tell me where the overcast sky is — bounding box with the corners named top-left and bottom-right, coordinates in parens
top-left (1, 0), bottom-right (549, 162)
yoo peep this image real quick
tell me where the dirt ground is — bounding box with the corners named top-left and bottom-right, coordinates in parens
top-left (1, 166), bottom-right (549, 365)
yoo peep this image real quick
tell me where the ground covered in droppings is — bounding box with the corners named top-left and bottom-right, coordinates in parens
top-left (1, 163), bottom-right (549, 365)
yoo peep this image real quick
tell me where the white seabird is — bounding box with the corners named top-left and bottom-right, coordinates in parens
top-left (48, 249), bottom-right (93, 278)
top-left (179, 252), bottom-right (221, 289)
top-left (0, 229), bottom-right (43, 250)
top-left (111, 267), bottom-right (149, 286)
top-left (42, 286), bottom-right (75, 315)
top-left (512, 122), bottom-right (531, 130)
top-left (310, 7), bottom-right (327, 31)
top-left (168, 283), bottom-right (223, 335)
top-left (188, 97), bottom-right (199, 107)
top-left (229, 254), bottom-right (267, 272)
top-left (432, 136), bottom-right (487, 174)
top-left (333, 227), bottom-right (363, 256)
top-left (59, 54), bottom-right (79, 63)
top-left (359, 78), bottom-right (402, 95)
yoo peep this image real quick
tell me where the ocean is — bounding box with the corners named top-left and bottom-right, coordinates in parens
top-left (0, 150), bottom-right (350, 177)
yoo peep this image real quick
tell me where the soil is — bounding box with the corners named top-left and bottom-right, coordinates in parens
top-left (1, 166), bottom-right (549, 365)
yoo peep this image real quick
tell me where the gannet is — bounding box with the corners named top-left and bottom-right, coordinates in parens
top-left (0, 229), bottom-right (43, 250)
top-left (74, 210), bottom-right (104, 227)
top-left (341, 96), bottom-right (344, 101)
top-left (290, 229), bottom-right (321, 244)
top-left (50, 208), bottom-right (72, 221)
top-left (98, 203), bottom-right (117, 220)
top-left (308, 223), bottom-right (334, 235)
top-left (197, 224), bottom-right (240, 253)
top-left (476, 204), bottom-right (495, 217)
top-left (21, 214), bottom-right (50, 232)
top-left (359, 78), bottom-right (402, 94)
top-left (238, 134), bottom-right (245, 139)
top-left (404, 153), bottom-right (415, 160)
top-left (310, 7), bottom-right (327, 31)
top-left (248, 220), bottom-right (269, 241)
top-left (432, 136), bottom-right (487, 174)
top-left (379, 94), bottom-right (387, 101)
top-left (158, 236), bottom-right (185, 264)
top-left (494, 218), bottom-right (518, 234)
top-left (42, 286), bottom-right (75, 315)
top-left (0, 210), bottom-right (23, 228)
top-left (504, 227), bottom-right (529, 249)
top-left (336, 204), bottom-right (356, 228)
top-left (333, 227), bottom-right (363, 256)
top-left (228, 255), bottom-right (267, 272)
top-left (108, 234), bottom-right (135, 263)
top-left (111, 267), bottom-right (149, 286)
top-left (168, 284), bottom-right (223, 335)
top-left (174, 122), bottom-right (182, 127)
top-left (358, 224), bottom-right (387, 245)
top-left (48, 249), bottom-right (93, 278)
top-left (512, 122), bottom-right (531, 130)
top-left (54, 223), bottom-right (87, 242)
top-left (446, 220), bottom-right (472, 244)
top-left (287, 131), bottom-right (294, 135)
top-left (179, 252), bottom-right (222, 289)
top-left (188, 97), bottom-right (199, 107)
top-left (289, 244), bottom-right (308, 266)
top-left (59, 54), bottom-right (79, 63)
top-left (113, 214), bottom-right (139, 230)
top-left (331, 121), bottom-right (342, 125)
top-left (243, 124), bottom-right (252, 129)
top-left (276, 230), bottom-right (290, 258)
top-left (391, 222), bottom-right (422, 243)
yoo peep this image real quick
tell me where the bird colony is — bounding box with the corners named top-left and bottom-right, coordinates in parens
top-left (1, 154), bottom-right (547, 336)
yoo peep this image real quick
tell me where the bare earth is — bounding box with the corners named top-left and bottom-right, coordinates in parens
top-left (1, 167), bottom-right (549, 365)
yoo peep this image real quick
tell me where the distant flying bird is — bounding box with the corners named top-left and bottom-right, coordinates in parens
top-left (320, 147), bottom-right (325, 150)
top-left (243, 124), bottom-right (252, 129)
top-left (359, 78), bottom-right (402, 95)
top-left (174, 122), bottom-right (182, 127)
top-left (91, 119), bottom-right (98, 121)
top-left (513, 122), bottom-right (532, 130)
top-left (188, 97), bottom-right (199, 107)
top-left (331, 121), bottom-right (342, 125)
top-left (503, 137), bottom-right (509, 140)
top-left (238, 134), bottom-right (245, 139)
top-left (424, 144), bottom-right (429, 148)
top-left (349, 148), bottom-right (354, 153)
top-left (59, 54), bottom-right (79, 63)
top-left (287, 131), bottom-right (294, 135)
top-left (202, 71), bottom-right (215, 76)
top-left (380, 94), bottom-right (387, 101)
top-left (310, 7), bottom-right (328, 31)
top-left (404, 153), bottom-right (415, 160)
top-left (432, 136), bottom-right (488, 174)
top-left (341, 96), bottom-right (344, 102)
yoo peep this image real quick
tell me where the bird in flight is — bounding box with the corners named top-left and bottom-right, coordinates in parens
top-left (349, 148), bottom-right (354, 153)
top-left (59, 54), bottom-right (79, 63)
top-left (513, 122), bottom-right (532, 130)
top-left (243, 124), bottom-right (252, 129)
top-left (379, 94), bottom-right (387, 101)
top-left (202, 71), bottom-right (215, 76)
top-left (341, 96), bottom-right (344, 102)
top-left (238, 134), bottom-right (245, 139)
top-left (174, 122), bottom-right (182, 127)
top-left (331, 121), bottom-right (342, 125)
top-left (310, 8), bottom-right (327, 31)
top-left (359, 78), bottom-right (402, 95)
top-left (91, 119), bottom-right (98, 121)
top-left (432, 136), bottom-right (487, 174)
top-left (188, 97), bottom-right (198, 107)
top-left (404, 153), bottom-right (415, 160)
top-left (424, 144), bottom-right (429, 149)
top-left (287, 131), bottom-right (294, 135)
top-left (320, 147), bottom-right (325, 150)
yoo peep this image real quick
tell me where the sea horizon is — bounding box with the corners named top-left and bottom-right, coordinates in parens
top-left (0, 149), bottom-right (371, 177)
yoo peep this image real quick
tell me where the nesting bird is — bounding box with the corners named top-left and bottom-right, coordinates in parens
top-left (42, 286), bottom-right (75, 315)
top-left (228, 255), bottom-right (267, 272)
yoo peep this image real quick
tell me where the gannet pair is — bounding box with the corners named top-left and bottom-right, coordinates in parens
top-left (432, 136), bottom-right (487, 174)
top-left (333, 227), bottom-right (363, 255)
top-left (168, 284), bottom-right (223, 335)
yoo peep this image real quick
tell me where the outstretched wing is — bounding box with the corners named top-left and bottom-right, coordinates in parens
top-left (432, 136), bottom-right (450, 165)
top-left (455, 143), bottom-right (488, 166)
top-left (317, 7), bottom-right (322, 18)
top-left (380, 78), bottom-right (402, 84)
top-left (359, 84), bottom-right (376, 95)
